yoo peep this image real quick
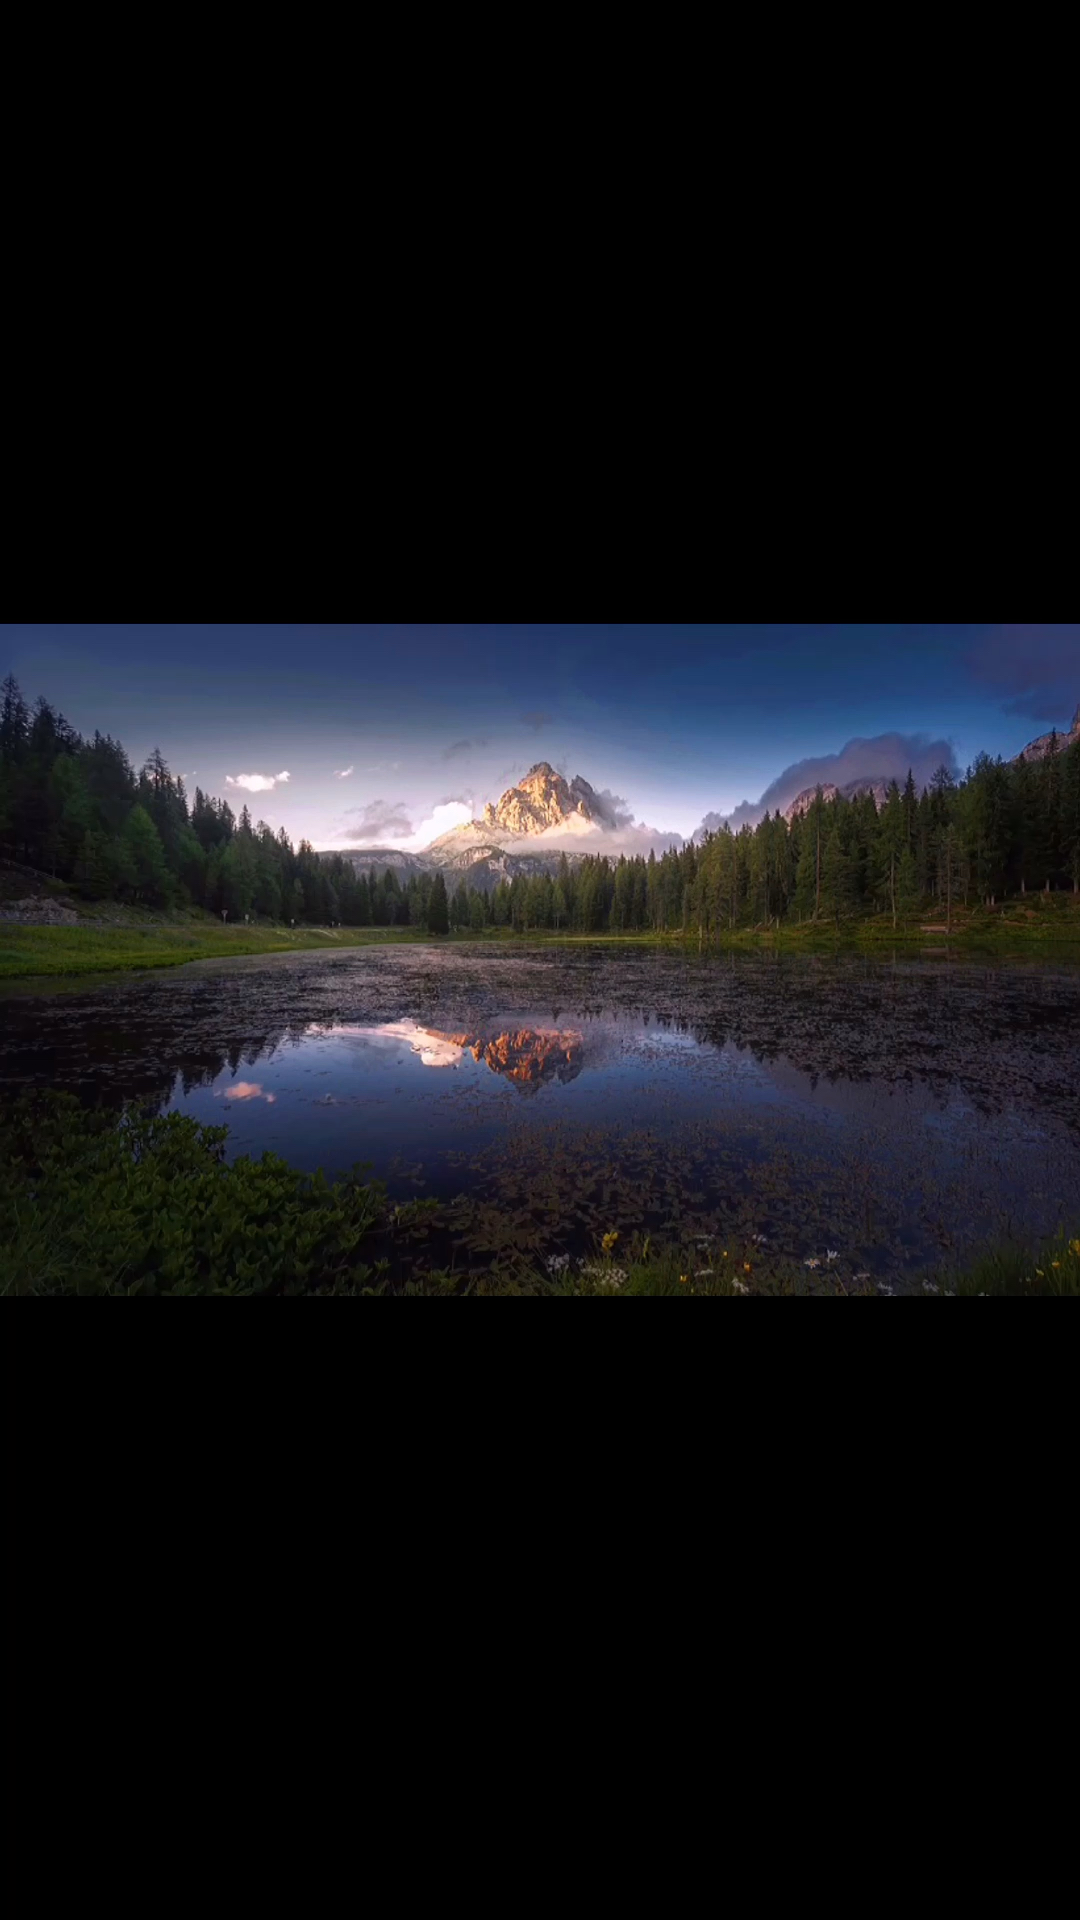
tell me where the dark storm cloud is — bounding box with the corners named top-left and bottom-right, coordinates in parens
top-left (342, 799), bottom-right (414, 842)
top-left (698, 733), bottom-right (960, 837)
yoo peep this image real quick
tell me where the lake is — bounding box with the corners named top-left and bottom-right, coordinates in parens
top-left (3, 942), bottom-right (1079, 1290)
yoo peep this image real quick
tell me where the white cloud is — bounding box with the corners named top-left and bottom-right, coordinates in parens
top-left (335, 766), bottom-right (354, 779)
top-left (405, 801), bottom-right (472, 846)
top-left (226, 770), bottom-right (291, 793)
top-left (323, 798), bottom-right (475, 853)
top-left (306, 1022), bottom-right (464, 1068)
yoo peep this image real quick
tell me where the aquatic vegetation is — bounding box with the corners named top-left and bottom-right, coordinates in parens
top-left (2, 1091), bottom-right (1076, 1298)
top-left (2, 944), bottom-right (1079, 1297)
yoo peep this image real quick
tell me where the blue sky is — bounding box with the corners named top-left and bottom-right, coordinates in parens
top-left (2, 623), bottom-right (1076, 846)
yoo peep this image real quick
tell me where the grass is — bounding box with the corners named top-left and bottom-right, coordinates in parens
top-left (3, 883), bottom-right (1080, 981)
top-left (943, 1232), bottom-right (1080, 1298)
top-left (0, 916), bottom-right (435, 979)
top-left (3, 1095), bottom-right (1076, 1298)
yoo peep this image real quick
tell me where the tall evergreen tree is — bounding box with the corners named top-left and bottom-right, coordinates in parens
top-left (428, 871), bottom-right (449, 934)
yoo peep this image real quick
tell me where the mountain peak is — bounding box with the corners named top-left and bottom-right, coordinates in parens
top-left (481, 764), bottom-right (601, 836)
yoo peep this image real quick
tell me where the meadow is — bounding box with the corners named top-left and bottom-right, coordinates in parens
top-left (3, 889), bottom-right (1080, 980)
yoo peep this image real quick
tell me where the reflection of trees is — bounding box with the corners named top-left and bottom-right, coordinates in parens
top-left (3, 949), bottom-right (1078, 1131)
top-left (0, 1002), bottom-right (316, 1116)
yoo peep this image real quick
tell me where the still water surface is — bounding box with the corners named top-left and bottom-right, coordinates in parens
top-left (3, 944), bottom-right (1079, 1287)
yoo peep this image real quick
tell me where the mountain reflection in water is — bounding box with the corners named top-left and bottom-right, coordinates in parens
top-left (305, 1021), bottom-right (585, 1090)
top-left (4, 945), bottom-right (1080, 1287)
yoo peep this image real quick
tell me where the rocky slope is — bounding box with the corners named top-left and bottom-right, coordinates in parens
top-left (1016, 704), bottom-right (1080, 763)
top-left (783, 779), bottom-right (891, 824)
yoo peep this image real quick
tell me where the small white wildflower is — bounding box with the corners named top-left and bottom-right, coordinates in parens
top-left (854, 1272), bottom-right (870, 1282)
top-left (876, 1283), bottom-right (896, 1297)
top-left (923, 1280), bottom-right (939, 1295)
top-left (804, 1258), bottom-right (820, 1271)
top-left (750, 1232), bottom-right (768, 1245)
top-left (694, 1269), bottom-right (713, 1278)
top-left (545, 1253), bottom-right (569, 1274)
top-left (826, 1250), bottom-right (839, 1263)
top-left (732, 1276), bottom-right (749, 1296)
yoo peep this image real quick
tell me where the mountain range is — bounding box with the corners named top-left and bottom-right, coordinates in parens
top-left (323, 704), bottom-right (1079, 886)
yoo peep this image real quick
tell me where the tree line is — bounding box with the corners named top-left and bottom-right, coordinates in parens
top-left (0, 674), bottom-right (454, 928)
top-left (2, 672), bottom-right (1078, 934)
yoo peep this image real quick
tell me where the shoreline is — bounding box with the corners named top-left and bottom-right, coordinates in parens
top-left (3, 914), bottom-right (1080, 989)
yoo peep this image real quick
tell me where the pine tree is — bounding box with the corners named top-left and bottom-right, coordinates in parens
top-left (820, 827), bottom-right (851, 926)
top-left (73, 829), bottom-right (118, 899)
top-left (1062, 740), bottom-right (1080, 892)
top-left (428, 871), bottom-right (449, 934)
top-left (877, 782), bottom-right (904, 926)
top-left (0, 675), bottom-right (30, 763)
top-left (122, 805), bottom-right (171, 902)
top-left (897, 846), bottom-right (920, 920)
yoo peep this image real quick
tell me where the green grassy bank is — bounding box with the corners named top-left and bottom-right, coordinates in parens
top-left (2, 888), bottom-right (1080, 981)
top-left (0, 917), bottom-right (435, 979)
top-left (2, 1096), bottom-right (1076, 1298)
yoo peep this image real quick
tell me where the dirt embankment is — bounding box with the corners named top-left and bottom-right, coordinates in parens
top-left (0, 897), bottom-right (83, 926)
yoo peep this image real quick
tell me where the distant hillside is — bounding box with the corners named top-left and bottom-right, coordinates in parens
top-left (784, 779), bottom-right (891, 824)
top-left (319, 840), bottom-right (586, 895)
top-left (324, 848), bottom-right (430, 877)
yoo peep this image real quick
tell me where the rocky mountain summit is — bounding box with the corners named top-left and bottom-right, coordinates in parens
top-left (783, 779), bottom-right (891, 824)
top-left (325, 764), bottom-right (606, 891)
top-left (481, 763), bottom-right (603, 835)
top-left (1016, 704), bottom-right (1080, 764)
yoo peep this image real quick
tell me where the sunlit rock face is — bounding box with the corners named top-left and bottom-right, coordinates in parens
top-left (305, 1020), bottom-right (585, 1089)
top-left (447, 1027), bottom-right (584, 1091)
top-left (1016, 704), bottom-right (1080, 764)
top-left (481, 764), bottom-right (602, 835)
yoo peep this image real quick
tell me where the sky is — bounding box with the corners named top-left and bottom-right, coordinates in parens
top-left (1, 623), bottom-right (1076, 848)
